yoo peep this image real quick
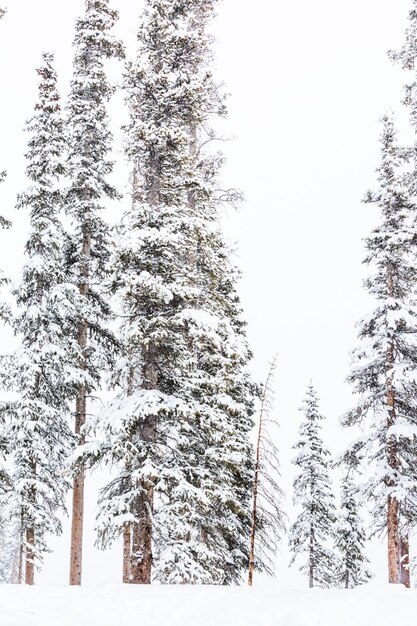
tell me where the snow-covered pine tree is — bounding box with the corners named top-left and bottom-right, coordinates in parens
top-left (65, 0), bottom-right (123, 586)
top-left (0, 2), bottom-right (11, 531)
top-left (248, 356), bottom-right (286, 586)
top-left (149, 0), bottom-right (256, 585)
top-left (89, 0), bottom-right (256, 585)
top-left (335, 472), bottom-right (373, 589)
top-left (0, 7), bottom-right (9, 232)
top-left (0, 7), bottom-right (12, 293)
top-left (289, 384), bottom-right (338, 588)
top-left (388, 1), bottom-right (417, 588)
top-left (0, 171), bottom-right (10, 486)
top-left (0, 53), bottom-right (76, 585)
top-left (342, 114), bottom-right (417, 585)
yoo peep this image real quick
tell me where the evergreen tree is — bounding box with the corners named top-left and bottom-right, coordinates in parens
top-left (389, 1), bottom-right (417, 587)
top-left (335, 472), bottom-right (373, 589)
top-left (0, 1), bottom-right (11, 520)
top-left (248, 356), bottom-right (286, 585)
top-left (0, 5), bottom-right (9, 233)
top-left (342, 114), bottom-right (417, 585)
top-left (65, 0), bottom-right (123, 586)
top-left (0, 53), bottom-right (76, 585)
top-left (88, 0), bottom-right (256, 585)
top-left (289, 384), bottom-right (338, 588)
top-left (0, 0), bottom-right (11, 296)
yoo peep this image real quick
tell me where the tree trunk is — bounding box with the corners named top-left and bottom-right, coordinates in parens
top-left (129, 486), bottom-right (153, 584)
top-left (387, 495), bottom-right (400, 584)
top-left (248, 361), bottom-right (277, 586)
top-left (123, 524), bottom-right (131, 583)
top-left (309, 529), bottom-right (314, 588)
top-left (126, 356), bottom-right (156, 584)
top-left (69, 228), bottom-right (90, 586)
top-left (69, 459), bottom-right (85, 585)
top-left (386, 267), bottom-right (400, 585)
top-left (25, 528), bottom-right (35, 585)
top-left (386, 365), bottom-right (399, 585)
top-left (248, 386), bottom-right (264, 586)
top-left (400, 535), bottom-right (410, 588)
top-left (17, 518), bottom-right (24, 584)
top-left (25, 460), bottom-right (37, 585)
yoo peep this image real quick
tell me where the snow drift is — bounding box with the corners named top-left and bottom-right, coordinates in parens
top-left (0, 582), bottom-right (415, 626)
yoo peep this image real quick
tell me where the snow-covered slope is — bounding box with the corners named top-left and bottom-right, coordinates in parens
top-left (0, 583), bottom-right (415, 626)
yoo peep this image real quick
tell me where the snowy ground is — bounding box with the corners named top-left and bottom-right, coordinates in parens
top-left (0, 582), bottom-right (415, 626)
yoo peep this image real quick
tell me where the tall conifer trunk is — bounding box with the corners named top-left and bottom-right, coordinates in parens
top-left (128, 357), bottom-right (157, 583)
top-left (25, 528), bottom-right (35, 585)
top-left (24, 460), bottom-right (37, 585)
top-left (387, 495), bottom-right (399, 584)
top-left (123, 525), bottom-right (131, 583)
top-left (69, 229), bottom-right (90, 586)
top-left (386, 268), bottom-right (400, 585)
top-left (17, 516), bottom-right (23, 584)
top-left (248, 411), bottom-right (262, 587)
top-left (130, 487), bottom-right (153, 584)
top-left (248, 365), bottom-right (271, 586)
top-left (309, 529), bottom-right (314, 588)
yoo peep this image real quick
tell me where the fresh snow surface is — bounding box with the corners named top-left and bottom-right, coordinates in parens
top-left (0, 583), bottom-right (416, 626)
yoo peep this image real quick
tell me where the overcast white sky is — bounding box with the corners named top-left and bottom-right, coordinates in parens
top-left (0, 0), bottom-right (414, 587)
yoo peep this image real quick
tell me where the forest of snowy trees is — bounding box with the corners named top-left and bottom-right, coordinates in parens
top-left (1, 0), bottom-right (417, 594)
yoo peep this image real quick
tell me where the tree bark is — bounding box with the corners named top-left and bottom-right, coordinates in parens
top-left (69, 228), bottom-right (90, 586)
top-left (123, 524), bottom-right (132, 583)
top-left (248, 360), bottom-right (277, 586)
top-left (248, 384), bottom-right (264, 586)
top-left (387, 495), bottom-right (400, 584)
top-left (69, 460), bottom-right (85, 585)
top-left (129, 486), bottom-right (153, 584)
top-left (400, 535), bottom-right (410, 588)
top-left (386, 266), bottom-right (400, 585)
top-left (126, 356), bottom-right (157, 584)
top-left (17, 517), bottom-right (24, 584)
top-left (309, 528), bottom-right (314, 588)
top-left (24, 459), bottom-right (37, 585)
top-left (25, 528), bottom-right (35, 586)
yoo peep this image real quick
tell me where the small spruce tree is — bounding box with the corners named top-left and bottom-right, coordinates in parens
top-left (335, 472), bottom-right (373, 589)
top-left (289, 384), bottom-right (338, 588)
